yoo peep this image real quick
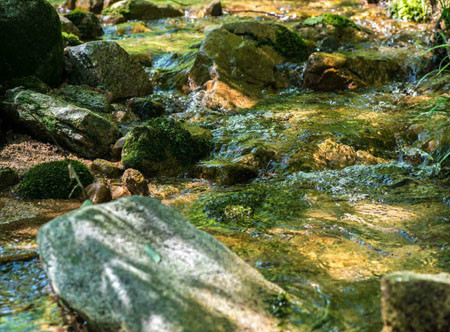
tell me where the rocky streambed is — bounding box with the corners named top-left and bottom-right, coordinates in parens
top-left (1, 0), bottom-right (450, 331)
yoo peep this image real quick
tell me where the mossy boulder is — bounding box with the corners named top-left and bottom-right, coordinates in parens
top-left (19, 160), bottom-right (93, 199)
top-left (0, 167), bottom-right (19, 191)
top-left (122, 118), bottom-right (212, 176)
top-left (102, 0), bottom-right (183, 21)
top-left (60, 15), bottom-right (81, 37)
top-left (62, 0), bottom-right (105, 14)
top-left (3, 89), bottom-right (120, 158)
top-left (65, 41), bottom-right (153, 100)
top-left (64, 9), bottom-right (104, 40)
top-left (183, 22), bottom-right (310, 109)
top-left (52, 85), bottom-right (111, 114)
top-left (303, 13), bottom-right (360, 29)
top-left (0, 0), bottom-right (64, 87)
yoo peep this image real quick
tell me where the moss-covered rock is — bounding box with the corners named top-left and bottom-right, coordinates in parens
top-left (64, 9), bottom-right (104, 40)
top-left (59, 15), bottom-right (81, 37)
top-left (0, 0), bottom-right (64, 87)
top-left (121, 118), bottom-right (212, 176)
top-left (127, 97), bottom-right (165, 121)
top-left (0, 167), bottom-right (19, 191)
top-left (193, 160), bottom-right (258, 186)
top-left (62, 32), bottom-right (83, 47)
top-left (19, 160), bottom-right (93, 199)
top-left (3, 89), bottom-right (120, 158)
top-left (303, 13), bottom-right (360, 29)
top-left (102, 0), bottom-right (183, 21)
top-left (52, 85), bottom-right (111, 113)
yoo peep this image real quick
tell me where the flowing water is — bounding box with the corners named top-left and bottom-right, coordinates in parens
top-left (2, 0), bottom-right (450, 331)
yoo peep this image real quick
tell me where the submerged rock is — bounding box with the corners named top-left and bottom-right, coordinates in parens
top-left (0, 0), bottom-right (64, 87)
top-left (64, 9), bottom-right (104, 40)
top-left (3, 89), bottom-right (120, 158)
top-left (193, 160), bottom-right (258, 186)
top-left (102, 0), bottom-right (183, 21)
top-left (38, 196), bottom-right (282, 332)
top-left (65, 41), bottom-right (153, 100)
top-left (121, 118), bottom-right (212, 176)
top-left (381, 271), bottom-right (450, 332)
top-left (19, 159), bottom-right (93, 199)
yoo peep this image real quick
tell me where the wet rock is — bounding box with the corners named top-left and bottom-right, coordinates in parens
top-left (65, 41), bottom-right (153, 100)
top-left (60, 15), bottom-right (81, 37)
top-left (52, 85), bottom-right (111, 114)
top-left (129, 52), bottom-right (153, 67)
top-left (127, 97), bottom-right (165, 121)
top-left (193, 160), bottom-right (258, 186)
top-left (381, 271), bottom-right (450, 332)
top-left (303, 52), bottom-right (404, 91)
top-left (184, 22), bottom-right (309, 109)
top-left (111, 137), bottom-right (127, 161)
top-left (0, 0), bottom-right (64, 87)
top-left (313, 139), bottom-right (356, 170)
top-left (0, 167), bottom-right (19, 191)
top-left (64, 9), bottom-right (104, 40)
top-left (91, 159), bottom-right (123, 178)
top-left (102, 0), bottom-right (183, 21)
top-left (297, 13), bottom-right (369, 45)
top-left (121, 118), bottom-right (212, 176)
top-left (356, 150), bottom-right (388, 165)
top-left (19, 159), bottom-right (93, 199)
top-left (122, 168), bottom-right (149, 196)
top-left (86, 179), bottom-right (112, 204)
top-left (3, 89), bottom-right (120, 158)
top-left (38, 196), bottom-right (282, 332)
top-left (204, 1), bottom-right (223, 17)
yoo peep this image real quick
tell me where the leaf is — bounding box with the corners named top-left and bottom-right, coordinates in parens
top-left (144, 244), bottom-right (161, 264)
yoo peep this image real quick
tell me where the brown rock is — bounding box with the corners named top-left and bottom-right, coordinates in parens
top-left (204, 1), bottom-right (222, 17)
top-left (313, 139), bottom-right (356, 170)
top-left (91, 159), bottom-right (123, 178)
top-left (122, 168), bottom-right (149, 196)
top-left (381, 271), bottom-right (450, 332)
top-left (86, 179), bottom-right (112, 204)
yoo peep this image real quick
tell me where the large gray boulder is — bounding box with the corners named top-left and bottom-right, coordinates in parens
top-left (3, 89), bottom-right (120, 158)
top-left (381, 271), bottom-right (450, 332)
top-left (0, 0), bottom-right (64, 87)
top-left (65, 41), bottom-right (153, 100)
top-left (38, 196), bottom-right (283, 332)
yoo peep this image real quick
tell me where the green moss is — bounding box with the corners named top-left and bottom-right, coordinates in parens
top-left (0, 167), bottom-right (19, 191)
top-left (64, 9), bottom-right (103, 40)
top-left (190, 183), bottom-right (309, 228)
top-left (273, 25), bottom-right (309, 61)
top-left (303, 13), bottom-right (360, 30)
top-left (19, 160), bottom-right (93, 199)
top-left (387, 0), bottom-right (430, 22)
top-left (62, 32), bottom-right (82, 46)
top-left (122, 118), bottom-right (212, 176)
top-left (42, 115), bottom-right (59, 132)
top-left (267, 292), bottom-right (292, 319)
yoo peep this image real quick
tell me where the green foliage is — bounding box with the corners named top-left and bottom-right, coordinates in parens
top-left (62, 32), bottom-right (82, 46)
top-left (387, 0), bottom-right (430, 22)
top-left (303, 13), bottom-right (359, 29)
top-left (122, 118), bottom-right (212, 176)
top-left (19, 160), bottom-right (93, 199)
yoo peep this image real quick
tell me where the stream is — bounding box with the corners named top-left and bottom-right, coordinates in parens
top-left (2, 0), bottom-right (450, 331)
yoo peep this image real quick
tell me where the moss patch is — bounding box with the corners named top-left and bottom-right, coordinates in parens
top-left (62, 32), bottom-right (82, 46)
top-left (303, 13), bottom-right (360, 30)
top-left (122, 118), bottom-right (212, 176)
top-left (19, 160), bottom-right (93, 199)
